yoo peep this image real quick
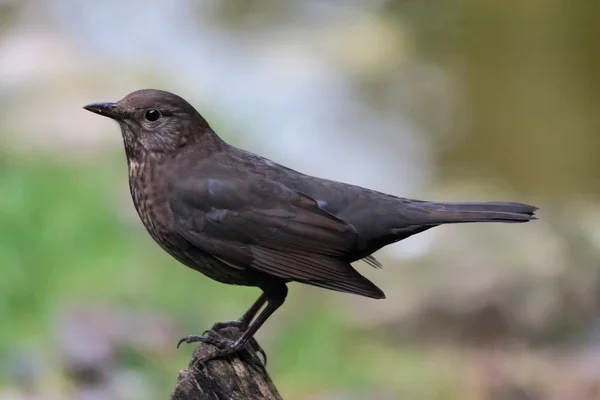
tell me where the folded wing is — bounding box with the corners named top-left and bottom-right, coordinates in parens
top-left (169, 174), bottom-right (384, 299)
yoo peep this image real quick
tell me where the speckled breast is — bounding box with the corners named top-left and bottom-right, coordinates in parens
top-left (127, 160), bottom-right (254, 286)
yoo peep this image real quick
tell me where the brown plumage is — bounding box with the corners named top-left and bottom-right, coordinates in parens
top-left (84, 89), bottom-right (537, 364)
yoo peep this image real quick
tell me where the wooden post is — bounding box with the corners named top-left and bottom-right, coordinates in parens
top-left (170, 327), bottom-right (283, 400)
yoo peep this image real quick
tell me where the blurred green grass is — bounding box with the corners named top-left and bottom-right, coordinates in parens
top-left (0, 150), bottom-right (460, 398)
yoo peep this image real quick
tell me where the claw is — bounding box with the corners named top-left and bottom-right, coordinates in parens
top-left (195, 342), bottom-right (246, 365)
top-left (252, 342), bottom-right (268, 366)
top-left (177, 329), bottom-right (267, 366)
top-left (176, 335), bottom-right (201, 349)
top-left (177, 330), bottom-right (233, 349)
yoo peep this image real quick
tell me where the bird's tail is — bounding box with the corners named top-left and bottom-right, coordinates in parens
top-left (418, 201), bottom-right (537, 224)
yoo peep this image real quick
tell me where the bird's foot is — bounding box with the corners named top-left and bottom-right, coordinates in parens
top-left (177, 329), bottom-right (233, 349)
top-left (195, 339), bottom-right (246, 365)
top-left (177, 329), bottom-right (267, 366)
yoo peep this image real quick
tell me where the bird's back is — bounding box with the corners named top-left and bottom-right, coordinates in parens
top-left (203, 145), bottom-right (535, 261)
top-left (205, 146), bottom-right (426, 256)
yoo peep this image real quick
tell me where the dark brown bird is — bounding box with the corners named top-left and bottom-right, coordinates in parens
top-left (83, 89), bottom-right (537, 363)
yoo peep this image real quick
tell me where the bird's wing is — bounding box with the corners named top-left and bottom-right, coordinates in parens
top-left (169, 175), bottom-right (384, 299)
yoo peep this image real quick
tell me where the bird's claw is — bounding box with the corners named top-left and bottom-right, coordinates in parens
top-left (177, 330), bottom-right (245, 364)
top-left (177, 329), bottom-right (267, 366)
top-left (195, 341), bottom-right (246, 365)
top-left (177, 329), bottom-right (229, 348)
top-left (244, 337), bottom-right (268, 366)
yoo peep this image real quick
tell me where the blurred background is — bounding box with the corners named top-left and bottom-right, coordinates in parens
top-left (1, 0), bottom-right (600, 399)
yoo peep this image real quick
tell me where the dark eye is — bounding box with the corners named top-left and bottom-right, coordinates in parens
top-left (144, 109), bottom-right (160, 121)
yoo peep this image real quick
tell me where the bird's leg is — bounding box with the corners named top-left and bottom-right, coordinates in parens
top-left (208, 293), bottom-right (267, 332)
top-left (177, 284), bottom-right (288, 366)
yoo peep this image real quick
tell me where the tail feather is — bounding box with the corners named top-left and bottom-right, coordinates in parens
top-left (420, 201), bottom-right (537, 224)
top-left (357, 200), bottom-right (537, 266)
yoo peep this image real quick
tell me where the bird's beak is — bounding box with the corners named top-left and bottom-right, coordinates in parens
top-left (83, 102), bottom-right (122, 120)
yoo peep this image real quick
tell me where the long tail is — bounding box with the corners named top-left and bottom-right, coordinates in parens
top-left (418, 201), bottom-right (537, 224)
top-left (359, 200), bottom-right (537, 269)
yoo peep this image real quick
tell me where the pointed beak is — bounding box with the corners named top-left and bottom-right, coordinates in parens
top-left (83, 102), bottom-right (122, 120)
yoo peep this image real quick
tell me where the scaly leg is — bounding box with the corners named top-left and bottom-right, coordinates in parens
top-left (207, 293), bottom-right (267, 332)
top-left (177, 284), bottom-right (287, 365)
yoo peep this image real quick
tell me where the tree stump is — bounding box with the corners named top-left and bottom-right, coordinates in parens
top-left (170, 327), bottom-right (283, 400)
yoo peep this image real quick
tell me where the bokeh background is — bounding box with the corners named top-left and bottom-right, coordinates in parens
top-left (1, 1), bottom-right (600, 399)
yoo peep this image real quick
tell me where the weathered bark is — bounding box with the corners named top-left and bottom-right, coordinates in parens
top-left (170, 327), bottom-right (282, 400)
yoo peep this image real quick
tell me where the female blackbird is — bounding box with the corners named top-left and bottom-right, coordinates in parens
top-left (84, 89), bottom-right (536, 364)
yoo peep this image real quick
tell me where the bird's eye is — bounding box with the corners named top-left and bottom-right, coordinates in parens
top-left (144, 109), bottom-right (160, 121)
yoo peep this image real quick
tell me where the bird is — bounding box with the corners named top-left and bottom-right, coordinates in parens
top-left (83, 89), bottom-right (537, 364)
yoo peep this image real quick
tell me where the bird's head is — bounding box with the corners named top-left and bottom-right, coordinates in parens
top-left (84, 89), bottom-right (215, 160)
